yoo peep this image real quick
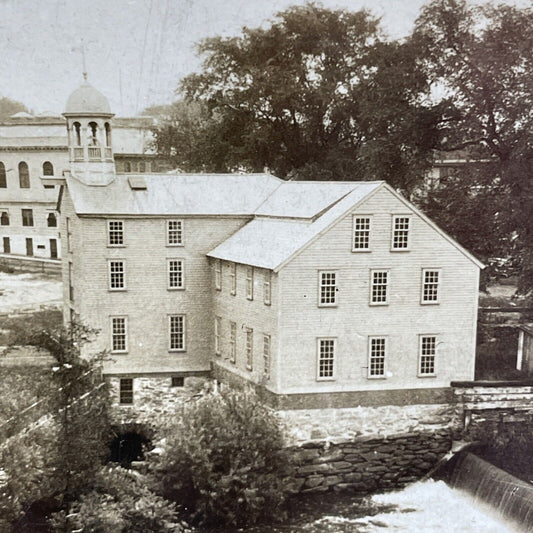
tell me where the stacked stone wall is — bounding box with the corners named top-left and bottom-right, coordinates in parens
top-left (291, 430), bottom-right (452, 493)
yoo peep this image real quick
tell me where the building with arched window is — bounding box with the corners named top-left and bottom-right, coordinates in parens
top-left (0, 83), bottom-right (168, 261)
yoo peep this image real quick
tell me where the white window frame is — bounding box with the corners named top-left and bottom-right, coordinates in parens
top-left (316, 337), bottom-right (336, 381)
top-left (421, 268), bottom-right (441, 305)
top-left (229, 321), bottom-right (236, 363)
top-left (215, 316), bottom-right (221, 356)
top-left (370, 269), bottom-right (389, 306)
top-left (107, 220), bottom-right (124, 247)
top-left (263, 334), bottom-right (271, 379)
top-left (368, 336), bottom-right (387, 379)
top-left (167, 219), bottom-right (184, 246)
top-left (246, 266), bottom-right (254, 300)
top-left (418, 335), bottom-right (437, 377)
top-left (230, 262), bottom-right (237, 295)
top-left (245, 327), bottom-right (253, 370)
top-left (119, 378), bottom-right (134, 405)
top-left (108, 260), bottom-right (126, 291)
top-left (352, 215), bottom-right (372, 252)
top-left (214, 259), bottom-right (221, 291)
top-left (318, 270), bottom-right (337, 307)
top-left (391, 215), bottom-right (411, 251)
top-left (110, 316), bottom-right (128, 353)
top-left (168, 259), bottom-right (185, 290)
top-left (168, 314), bottom-right (186, 352)
top-left (263, 270), bottom-right (271, 306)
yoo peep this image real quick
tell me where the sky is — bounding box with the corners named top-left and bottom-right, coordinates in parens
top-left (0, 0), bottom-right (528, 117)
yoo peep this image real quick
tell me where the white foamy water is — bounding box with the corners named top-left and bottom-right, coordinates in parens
top-left (311, 480), bottom-right (519, 532)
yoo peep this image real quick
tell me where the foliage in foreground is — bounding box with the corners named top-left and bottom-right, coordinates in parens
top-left (151, 389), bottom-right (294, 527)
top-left (49, 466), bottom-right (185, 533)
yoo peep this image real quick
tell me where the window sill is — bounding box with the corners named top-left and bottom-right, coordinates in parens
top-left (421, 301), bottom-right (440, 305)
top-left (264, 301), bottom-right (271, 306)
top-left (108, 288), bottom-right (127, 292)
top-left (111, 351), bottom-right (128, 355)
top-left (230, 291), bottom-right (236, 296)
top-left (369, 302), bottom-right (389, 307)
top-left (246, 365), bottom-right (253, 371)
top-left (367, 375), bottom-right (386, 380)
top-left (318, 303), bottom-right (338, 308)
top-left (169, 349), bottom-right (186, 353)
top-left (168, 287), bottom-right (185, 291)
top-left (166, 243), bottom-right (184, 247)
top-left (390, 248), bottom-right (410, 252)
top-left (246, 297), bottom-right (254, 301)
top-left (316, 377), bottom-right (335, 382)
top-left (351, 249), bottom-right (372, 253)
top-left (107, 244), bottom-right (126, 248)
top-left (417, 373), bottom-right (436, 378)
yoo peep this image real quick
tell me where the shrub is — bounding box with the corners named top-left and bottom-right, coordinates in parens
top-left (49, 466), bottom-right (185, 533)
top-left (150, 389), bottom-right (294, 527)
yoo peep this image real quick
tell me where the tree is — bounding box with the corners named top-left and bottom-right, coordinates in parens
top-left (0, 95), bottom-right (28, 120)
top-left (154, 4), bottom-right (444, 192)
top-left (414, 0), bottom-right (533, 293)
top-left (150, 389), bottom-right (294, 528)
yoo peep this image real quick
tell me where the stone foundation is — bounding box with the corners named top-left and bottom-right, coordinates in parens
top-left (291, 430), bottom-right (453, 493)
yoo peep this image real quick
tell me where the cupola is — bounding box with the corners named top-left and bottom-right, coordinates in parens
top-left (63, 80), bottom-right (115, 186)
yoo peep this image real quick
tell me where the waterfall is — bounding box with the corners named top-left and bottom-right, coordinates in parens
top-left (449, 452), bottom-right (533, 532)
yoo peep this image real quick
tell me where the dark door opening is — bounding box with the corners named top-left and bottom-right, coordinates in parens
top-left (109, 432), bottom-right (150, 467)
top-left (26, 237), bottom-right (33, 256)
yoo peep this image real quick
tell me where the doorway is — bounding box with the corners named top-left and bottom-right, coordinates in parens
top-left (26, 237), bottom-right (33, 256)
top-left (50, 238), bottom-right (57, 259)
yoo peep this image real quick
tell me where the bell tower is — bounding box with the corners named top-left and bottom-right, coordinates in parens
top-left (63, 79), bottom-right (115, 186)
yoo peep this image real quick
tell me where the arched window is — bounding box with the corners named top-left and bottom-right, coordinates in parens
top-left (18, 162), bottom-right (30, 188)
top-left (73, 122), bottom-right (81, 146)
top-left (105, 122), bottom-right (111, 146)
top-left (88, 122), bottom-right (99, 146)
top-left (124, 161), bottom-right (132, 173)
top-left (0, 162), bottom-right (6, 188)
top-left (43, 161), bottom-right (54, 176)
top-left (47, 212), bottom-right (57, 227)
top-left (139, 160), bottom-right (145, 173)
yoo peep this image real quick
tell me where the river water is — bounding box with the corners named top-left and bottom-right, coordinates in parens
top-left (234, 479), bottom-right (519, 533)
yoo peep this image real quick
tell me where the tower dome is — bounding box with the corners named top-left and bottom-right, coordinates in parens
top-left (64, 82), bottom-right (112, 116)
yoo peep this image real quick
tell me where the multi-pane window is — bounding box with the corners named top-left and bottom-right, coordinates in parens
top-left (215, 259), bottom-right (221, 290)
top-left (229, 321), bottom-right (236, 363)
top-left (18, 162), bottom-right (30, 188)
top-left (43, 161), bottom-right (54, 176)
top-left (368, 337), bottom-right (386, 378)
top-left (392, 216), bottom-right (410, 250)
top-left (246, 328), bottom-right (253, 370)
top-left (263, 270), bottom-right (271, 305)
top-left (230, 263), bottom-right (237, 295)
top-left (246, 266), bottom-right (254, 300)
top-left (169, 315), bottom-right (185, 351)
top-left (422, 269), bottom-right (441, 304)
top-left (119, 378), bottom-right (133, 405)
top-left (171, 376), bottom-right (184, 387)
top-left (370, 270), bottom-right (389, 305)
top-left (21, 209), bottom-right (33, 227)
top-left (167, 220), bottom-right (183, 246)
top-left (168, 259), bottom-right (184, 289)
top-left (353, 216), bottom-right (371, 251)
top-left (108, 260), bottom-right (125, 290)
top-left (317, 338), bottom-right (335, 380)
top-left (419, 335), bottom-right (437, 376)
top-left (215, 316), bottom-right (221, 356)
top-left (0, 211), bottom-right (9, 226)
top-left (319, 271), bottom-right (337, 306)
top-left (263, 334), bottom-right (271, 379)
top-left (111, 317), bottom-right (127, 353)
top-left (108, 220), bottom-right (124, 246)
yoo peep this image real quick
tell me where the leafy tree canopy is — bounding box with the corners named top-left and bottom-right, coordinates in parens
top-left (414, 0), bottom-right (533, 293)
top-left (0, 95), bottom-right (28, 120)
top-left (154, 4), bottom-right (444, 191)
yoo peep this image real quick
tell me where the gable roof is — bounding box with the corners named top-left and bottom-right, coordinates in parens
top-left (66, 173), bottom-right (282, 216)
top-left (207, 181), bottom-right (485, 271)
top-left (207, 182), bottom-right (382, 271)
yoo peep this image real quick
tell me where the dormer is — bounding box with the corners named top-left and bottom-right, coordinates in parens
top-left (63, 82), bottom-right (115, 186)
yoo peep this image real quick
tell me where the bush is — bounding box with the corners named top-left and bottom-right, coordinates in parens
top-left (49, 466), bottom-right (185, 533)
top-left (151, 389), bottom-right (294, 527)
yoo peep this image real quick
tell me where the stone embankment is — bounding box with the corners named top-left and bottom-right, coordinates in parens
top-left (291, 430), bottom-right (452, 493)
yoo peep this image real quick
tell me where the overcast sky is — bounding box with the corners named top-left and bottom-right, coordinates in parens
top-left (0, 0), bottom-right (528, 116)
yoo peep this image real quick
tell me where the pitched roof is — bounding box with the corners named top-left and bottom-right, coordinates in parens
top-left (207, 182), bottom-right (382, 271)
top-left (66, 173), bottom-right (282, 216)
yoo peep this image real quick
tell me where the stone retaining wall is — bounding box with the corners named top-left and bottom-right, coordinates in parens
top-left (291, 430), bottom-right (453, 494)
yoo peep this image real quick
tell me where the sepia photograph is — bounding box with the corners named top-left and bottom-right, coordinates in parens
top-left (0, 0), bottom-right (532, 531)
